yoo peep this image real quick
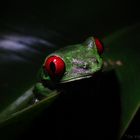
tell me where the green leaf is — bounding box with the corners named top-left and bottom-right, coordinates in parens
top-left (0, 90), bottom-right (59, 127)
top-left (103, 23), bottom-right (140, 138)
top-left (0, 25), bottom-right (65, 112)
top-left (0, 90), bottom-right (59, 140)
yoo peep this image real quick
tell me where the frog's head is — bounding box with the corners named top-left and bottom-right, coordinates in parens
top-left (41, 37), bottom-right (104, 85)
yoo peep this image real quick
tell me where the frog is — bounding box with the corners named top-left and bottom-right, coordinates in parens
top-left (33, 36), bottom-right (104, 101)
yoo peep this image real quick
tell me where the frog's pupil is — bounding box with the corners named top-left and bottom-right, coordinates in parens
top-left (50, 62), bottom-right (56, 73)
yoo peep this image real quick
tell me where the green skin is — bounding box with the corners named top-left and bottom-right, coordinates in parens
top-left (34, 37), bottom-right (103, 98)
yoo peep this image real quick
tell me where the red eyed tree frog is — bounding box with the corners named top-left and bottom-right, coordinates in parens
top-left (33, 36), bottom-right (104, 101)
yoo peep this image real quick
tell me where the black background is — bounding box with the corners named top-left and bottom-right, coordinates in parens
top-left (0, 0), bottom-right (139, 41)
top-left (0, 0), bottom-right (139, 139)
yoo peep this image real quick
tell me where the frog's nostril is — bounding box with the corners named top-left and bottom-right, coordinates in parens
top-left (83, 62), bottom-right (89, 69)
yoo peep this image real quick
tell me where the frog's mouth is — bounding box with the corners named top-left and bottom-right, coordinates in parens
top-left (60, 75), bottom-right (91, 83)
top-left (60, 72), bottom-right (100, 84)
top-left (42, 72), bottom-right (100, 90)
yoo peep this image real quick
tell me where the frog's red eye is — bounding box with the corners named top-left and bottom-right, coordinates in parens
top-left (95, 38), bottom-right (104, 54)
top-left (44, 56), bottom-right (65, 79)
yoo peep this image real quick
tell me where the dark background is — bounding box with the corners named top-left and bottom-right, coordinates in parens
top-left (0, 0), bottom-right (139, 41)
top-left (0, 0), bottom-right (139, 140)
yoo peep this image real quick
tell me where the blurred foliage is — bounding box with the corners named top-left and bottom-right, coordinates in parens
top-left (103, 24), bottom-right (140, 137)
top-left (0, 0), bottom-right (139, 139)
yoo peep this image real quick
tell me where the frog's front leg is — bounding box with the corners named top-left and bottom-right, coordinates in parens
top-left (33, 82), bottom-right (53, 103)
